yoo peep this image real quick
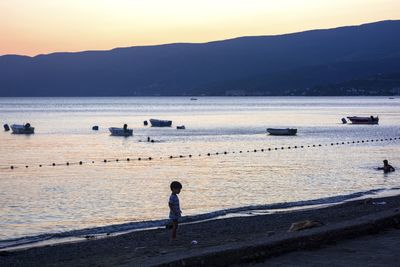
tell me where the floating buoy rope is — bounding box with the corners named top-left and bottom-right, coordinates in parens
top-left (1, 136), bottom-right (399, 171)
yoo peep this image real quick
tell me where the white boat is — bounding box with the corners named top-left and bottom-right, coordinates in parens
top-left (267, 128), bottom-right (297, 136)
top-left (109, 125), bottom-right (133, 136)
top-left (11, 123), bottom-right (35, 134)
top-left (347, 116), bottom-right (379, 125)
top-left (149, 119), bottom-right (172, 127)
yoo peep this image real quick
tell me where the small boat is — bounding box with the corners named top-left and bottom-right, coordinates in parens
top-left (267, 128), bottom-right (297, 136)
top-left (176, 125), bottom-right (185, 130)
top-left (11, 123), bottom-right (35, 134)
top-left (347, 116), bottom-right (379, 125)
top-left (4, 124), bottom-right (10, 131)
top-left (92, 125), bottom-right (99, 131)
top-left (109, 124), bottom-right (133, 136)
top-left (149, 119), bottom-right (172, 127)
top-left (190, 98), bottom-right (198, 101)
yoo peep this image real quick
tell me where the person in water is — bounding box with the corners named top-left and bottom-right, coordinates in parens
top-left (378, 160), bottom-right (395, 173)
top-left (168, 181), bottom-right (182, 240)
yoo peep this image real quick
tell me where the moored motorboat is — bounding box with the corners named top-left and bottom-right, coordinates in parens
top-left (149, 119), bottom-right (172, 127)
top-left (267, 128), bottom-right (297, 136)
top-left (11, 123), bottom-right (35, 134)
top-left (109, 124), bottom-right (133, 136)
top-left (347, 116), bottom-right (379, 125)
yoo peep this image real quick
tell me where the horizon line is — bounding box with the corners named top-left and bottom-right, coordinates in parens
top-left (1, 19), bottom-right (398, 58)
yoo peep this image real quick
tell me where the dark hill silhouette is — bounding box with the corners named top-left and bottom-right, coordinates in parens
top-left (0, 20), bottom-right (400, 96)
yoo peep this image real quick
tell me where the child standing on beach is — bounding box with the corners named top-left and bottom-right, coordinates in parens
top-left (169, 181), bottom-right (182, 240)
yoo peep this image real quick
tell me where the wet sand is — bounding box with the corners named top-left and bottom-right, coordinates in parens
top-left (1, 195), bottom-right (400, 267)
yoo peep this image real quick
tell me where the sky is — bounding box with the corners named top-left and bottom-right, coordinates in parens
top-left (1, 0), bottom-right (399, 56)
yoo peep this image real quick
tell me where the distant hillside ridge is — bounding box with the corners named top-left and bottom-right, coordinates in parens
top-left (1, 20), bottom-right (400, 96)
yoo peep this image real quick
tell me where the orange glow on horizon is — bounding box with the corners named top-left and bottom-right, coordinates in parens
top-left (1, 0), bottom-right (400, 56)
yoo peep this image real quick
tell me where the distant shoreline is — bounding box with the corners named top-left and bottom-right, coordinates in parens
top-left (0, 95), bottom-right (397, 98)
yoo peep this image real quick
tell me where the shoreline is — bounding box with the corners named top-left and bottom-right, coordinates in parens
top-left (2, 194), bottom-right (400, 266)
top-left (2, 187), bottom-right (399, 251)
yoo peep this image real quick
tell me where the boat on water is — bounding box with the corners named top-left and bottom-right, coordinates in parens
top-left (267, 128), bottom-right (297, 136)
top-left (176, 125), bottom-right (185, 130)
top-left (347, 116), bottom-right (379, 125)
top-left (149, 119), bottom-right (172, 127)
top-left (11, 123), bottom-right (35, 134)
top-left (190, 98), bottom-right (198, 101)
top-left (109, 124), bottom-right (133, 136)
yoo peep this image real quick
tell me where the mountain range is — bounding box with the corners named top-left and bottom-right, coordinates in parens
top-left (1, 20), bottom-right (400, 96)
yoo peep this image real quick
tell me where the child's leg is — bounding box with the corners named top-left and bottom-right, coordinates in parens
top-left (171, 220), bottom-right (178, 240)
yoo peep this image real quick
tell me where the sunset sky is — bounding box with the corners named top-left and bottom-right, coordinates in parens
top-left (1, 0), bottom-right (399, 56)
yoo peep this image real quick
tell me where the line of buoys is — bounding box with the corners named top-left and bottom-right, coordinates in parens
top-left (3, 136), bottom-right (399, 171)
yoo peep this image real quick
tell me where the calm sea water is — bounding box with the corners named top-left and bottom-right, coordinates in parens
top-left (0, 97), bottom-right (399, 246)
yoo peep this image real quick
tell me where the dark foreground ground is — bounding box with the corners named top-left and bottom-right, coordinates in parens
top-left (242, 228), bottom-right (400, 267)
top-left (1, 195), bottom-right (400, 267)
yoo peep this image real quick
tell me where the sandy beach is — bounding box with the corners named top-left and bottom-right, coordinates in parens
top-left (1, 194), bottom-right (400, 267)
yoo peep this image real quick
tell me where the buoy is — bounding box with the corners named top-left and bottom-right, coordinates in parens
top-left (25, 165), bottom-right (28, 168)
top-left (116, 159), bottom-right (119, 162)
top-left (10, 166), bottom-right (14, 169)
top-left (189, 155), bottom-right (192, 157)
top-left (127, 158), bottom-right (130, 161)
top-left (67, 162), bottom-right (69, 166)
top-left (52, 163), bottom-right (55, 166)
top-left (149, 157), bottom-right (152, 160)
top-left (104, 159), bottom-right (107, 163)
top-left (169, 156), bottom-right (173, 159)
top-left (138, 158), bottom-right (141, 161)
top-left (79, 161), bottom-right (82, 165)
top-left (207, 153), bottom-right (210, 156)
